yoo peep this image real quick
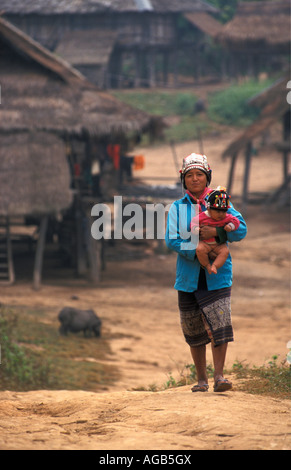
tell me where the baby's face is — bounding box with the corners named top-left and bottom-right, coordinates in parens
top-left (208, 209), bottom-right (227, 221)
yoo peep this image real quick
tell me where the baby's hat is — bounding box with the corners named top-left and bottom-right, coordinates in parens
top-left (207, 186), bottom-right (231, 211)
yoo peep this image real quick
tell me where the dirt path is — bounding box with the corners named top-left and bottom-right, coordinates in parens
top-left (0, 135), bottom-right (290, 450)
top-left (0, 387), bottom-right (289, 450)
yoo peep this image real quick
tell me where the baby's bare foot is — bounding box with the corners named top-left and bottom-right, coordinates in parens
top-left (211, 264), bottom-right (217, 274)
top-left (206, 264), bottom-right (213, 275)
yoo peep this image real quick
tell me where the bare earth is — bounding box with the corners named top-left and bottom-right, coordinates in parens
top-left (0, 131), bottom-right (290, 450)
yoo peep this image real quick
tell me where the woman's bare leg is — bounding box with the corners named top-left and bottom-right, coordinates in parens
top-left (211, 342), bottom-right (232, 391)
top-left (190, 345), bottom-right (208, 386)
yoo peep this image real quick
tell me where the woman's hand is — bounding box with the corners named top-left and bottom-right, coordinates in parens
top-left (199, 225), bottom-right (217, 240)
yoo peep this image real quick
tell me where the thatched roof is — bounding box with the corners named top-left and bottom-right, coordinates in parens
top-left (0, 16), bottom-right (157, 218)
top-left (217, 1), bottom-right (290, 50)
top-left (1, 0), bottom-right (217, 14)
top-left (55, 29), bottom-right (117, 66)
top-left (184, 11), bottom-right (223, 37)
top-left (0, 132), bottom-right (73, 217)
top-left (0, 14), bottom-right (85, 86)
top-left (0, 16), bottom-right (154, 137)
top-left (222, 74), bottom-right (290, 158)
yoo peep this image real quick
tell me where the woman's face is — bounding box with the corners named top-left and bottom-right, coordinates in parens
top-left (184, 169), bottom-right (207, 196)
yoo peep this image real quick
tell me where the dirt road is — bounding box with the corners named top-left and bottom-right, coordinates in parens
top-left (0, 134), bottom-right (290, 450)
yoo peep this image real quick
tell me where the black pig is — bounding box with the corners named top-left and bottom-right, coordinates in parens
top-left (58, 307), bottom-right (102, 337)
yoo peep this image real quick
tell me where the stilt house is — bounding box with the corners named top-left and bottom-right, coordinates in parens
top-left (216, 0), bottom-right (290, 78)
top-left (222, 74), bottom-right (290, 210)
top-left (0, 16), bottom-right (155, 287)
top-left (1, 0), bottom-right (219, 88)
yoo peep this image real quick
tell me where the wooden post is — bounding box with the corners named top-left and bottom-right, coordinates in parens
top-left (242, 142), bottom-right (252, 212)
top-left (172, 46), bottom-right (178, 87)
top-left (6, 217), bottom-right (15, 285)
top-left (148, 50), bottom-right (156, 87)
top-left (283, 110), bottom-right (290, 184)
top-left (163, 52), bottom-right (169, 86)
top-left (227, 152), bottom-right (238, 194)
top-left (134, 52), bottom-right (141, 88)
top-left (75, 196), bottom-right (87, 276)
top-left (87, 233), bottom-right (101, 284)
top-left (33, 215), bottom-right (48, 290)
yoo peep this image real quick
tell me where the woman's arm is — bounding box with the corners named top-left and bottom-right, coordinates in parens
top-left (225, 205), bottom-right (247, 243)
top-left (165, 200), bottom-right (199, 261)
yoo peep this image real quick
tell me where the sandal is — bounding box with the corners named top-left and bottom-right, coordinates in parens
top-left (191, 383), bottom-right (209, 392)
top-left (213, 378), bottom-right (232, 392)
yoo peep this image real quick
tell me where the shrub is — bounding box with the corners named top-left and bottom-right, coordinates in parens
top-left (207, 79), bottom-right (273, 126)
top-left (0, 307), bottom-right (52, 389)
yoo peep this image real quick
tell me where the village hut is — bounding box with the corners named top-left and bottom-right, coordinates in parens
top-left (1, 0), bottom-right (219, 88)
top-left (216, 0), bottom-right (290, 78)
top-left (0, 16), bottom-right (156, 287)
top-left (222, 74), bottom-right (290, 210)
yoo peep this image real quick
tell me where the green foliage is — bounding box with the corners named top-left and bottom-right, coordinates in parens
top-left (232, 356), bottom-right (291, 400)
top-left (163, 362), bottom-right (214, 389)
top-left (113, 80), bottom-right (273, 143)
top-left (0, 308), bottom-right (52, 389)
top-left (207, 0), bottom-right (239, 23)
top-left (112, 90), bottom-right (198, 117)
top-left (208, 0), bottom-right (267, 24)
top-left (162, 356), bottom-right (290, 399)
top-left (0, 306), bottom-right (119, 391)
top-left (207, 79), bottom-right (273, 126)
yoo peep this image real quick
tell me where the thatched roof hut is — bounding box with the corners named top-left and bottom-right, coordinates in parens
top-left (1, 0), bottom-right (219, 87)
top-left (222, 74), bottom-right (290, 209)
top-left (0, 16), bottom-right (153, 138)
top-left (0, 16), bottom-right (156, 286)
top-left (184, 11), bottom-right (223, 38)
top-left (222, 75), bottom-right (290, 159)
top-left (215, 1), bottom-right (290, 77)
top-left (0, 0), bottom-right (217, 14)
top-left (0, 133), bottom-right (72, 218)
top-left (217, 0), bottom-right (290, 51)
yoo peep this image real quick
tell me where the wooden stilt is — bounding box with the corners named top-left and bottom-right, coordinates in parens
top-left (282, 110), bottom-right (290, 184)
top-left (33, 215), bottom-right (48, 290)
top-left (227, 152), bottom-right (238, 194)
top-left (242, 142), bottom-right (252, 212)
top-left (0, 216), bottom-right (15, 285)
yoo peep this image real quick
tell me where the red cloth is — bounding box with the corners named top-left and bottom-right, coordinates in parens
top-left (107, 144), bottom-right (120, 170)
top-left (191, 211), bottom-right (240, 243)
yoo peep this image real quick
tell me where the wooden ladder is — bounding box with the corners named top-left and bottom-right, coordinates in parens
top-left (0, 217), bottom-right (15, 285)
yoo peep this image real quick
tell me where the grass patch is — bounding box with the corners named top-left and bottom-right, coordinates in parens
top-left (0, 306), bottom-right (119, 391)
top-left (112, 90), bottom-right (199, 117)
top-left (113, 90), bottom-right (205, 144)
top-left (161, 357), bottom-right (290, 400)
top-left (112, 79), bottom-right (274, 143)
top-left (231, 357), bottom-right (291, 400)
top-left (207, 79), bottom-right (273, 126)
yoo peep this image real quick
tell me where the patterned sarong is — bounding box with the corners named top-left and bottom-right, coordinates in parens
top-left (178, 287), bottom-right (233, 348)
top-left (195, 287), bottom-right (233, 347)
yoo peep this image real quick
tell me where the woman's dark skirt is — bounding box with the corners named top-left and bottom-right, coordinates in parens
top-left (178, 271), bottom-right (233, 348)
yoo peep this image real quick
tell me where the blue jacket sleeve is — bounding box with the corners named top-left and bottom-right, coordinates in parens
top-left (165, 200), bottom-right (199, 261)
top-left (225, 204), bottom-right (247, 243)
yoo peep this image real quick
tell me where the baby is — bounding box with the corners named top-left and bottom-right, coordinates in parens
top-left (191, 187), bottom-right (240, 274)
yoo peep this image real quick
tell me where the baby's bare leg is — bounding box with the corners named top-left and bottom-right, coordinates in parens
top-left (196, 242), bottom-right (214, 274)
top-left (210, 244), bottom-right (229, 274)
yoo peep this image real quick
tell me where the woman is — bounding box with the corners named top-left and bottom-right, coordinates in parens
top-left (165, 153), bottom-right (247, 392)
